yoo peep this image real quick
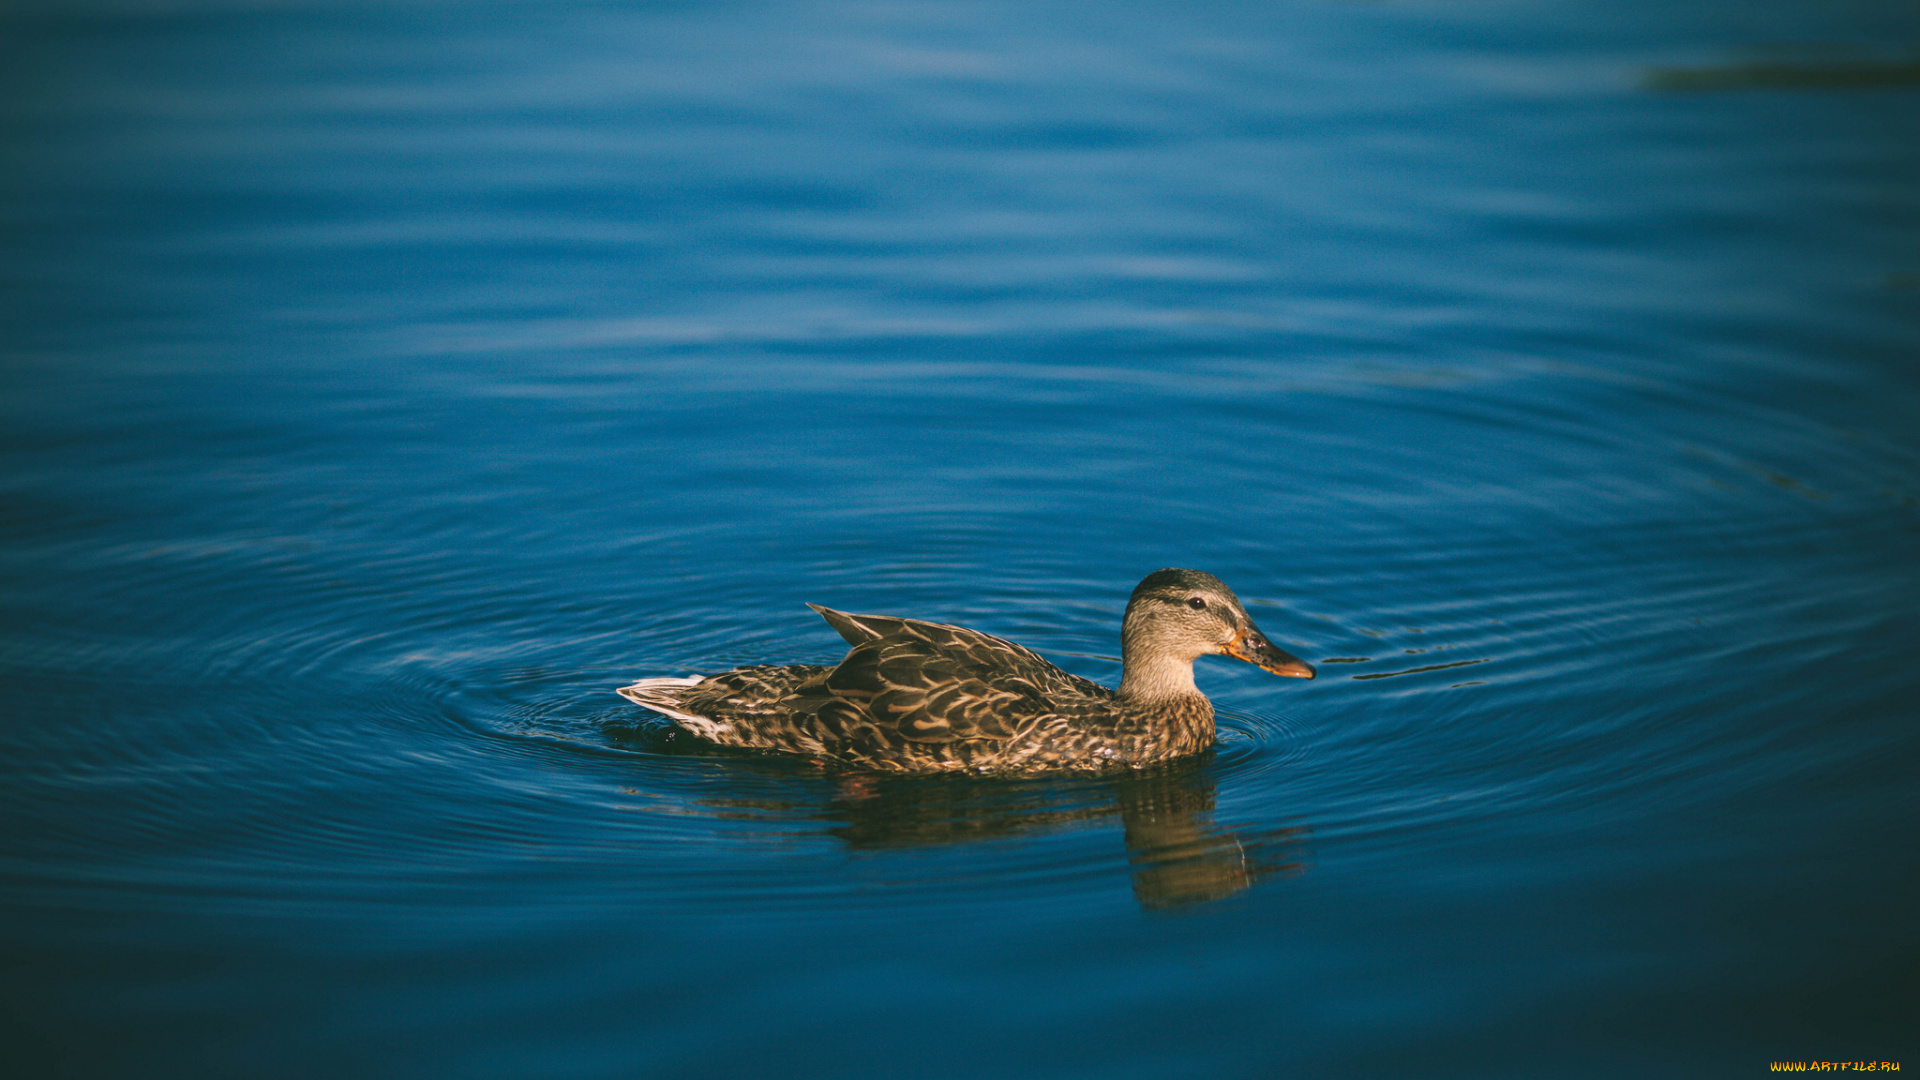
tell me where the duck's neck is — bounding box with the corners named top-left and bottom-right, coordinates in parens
top-left (1117, 650), bottom-right (1203, 704)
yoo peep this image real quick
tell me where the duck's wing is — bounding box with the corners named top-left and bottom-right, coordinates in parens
top-left (817, 614), bottom-right (1105, 743)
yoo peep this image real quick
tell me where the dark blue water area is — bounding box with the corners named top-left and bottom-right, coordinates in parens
top-left (3, 0), bottom-right (1919, 1076)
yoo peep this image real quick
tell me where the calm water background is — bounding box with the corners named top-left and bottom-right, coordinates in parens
top-left (3, 0), bottom-right (1918, 1076)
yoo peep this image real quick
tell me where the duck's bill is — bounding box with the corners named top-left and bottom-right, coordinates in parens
top-left (1226, 628), bottom-right (1317, 679)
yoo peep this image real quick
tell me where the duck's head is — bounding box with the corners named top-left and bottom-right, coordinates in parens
top-left (1119, 569), bottom-right (1315, 697)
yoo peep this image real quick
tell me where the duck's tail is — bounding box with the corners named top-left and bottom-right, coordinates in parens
top-left (616, 676), bottom-right (706, 722)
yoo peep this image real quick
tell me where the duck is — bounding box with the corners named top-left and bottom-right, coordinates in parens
top-left (617, 568), bottom-right (1316, 773)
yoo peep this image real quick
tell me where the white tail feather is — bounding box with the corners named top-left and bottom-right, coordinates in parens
top-left (616, 675), bottom-right (734, 737)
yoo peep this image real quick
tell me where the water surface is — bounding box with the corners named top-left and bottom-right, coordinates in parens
top-left (3, 0), bottom-right (1918, 1076)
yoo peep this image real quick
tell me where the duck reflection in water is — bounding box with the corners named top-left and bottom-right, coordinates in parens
top-left (646, 747), bottom-right (1307, 910)
top-left (1114, 763), bottom-right (1306, 910)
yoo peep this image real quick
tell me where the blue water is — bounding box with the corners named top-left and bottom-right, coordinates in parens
top-left (3, 0), bottom-right (1918, 1076)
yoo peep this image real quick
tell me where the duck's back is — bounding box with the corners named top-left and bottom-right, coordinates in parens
top-left (819, 619), bottom-right (1214, 769)
top-left (814, 609), bottom-right (1110, 738)
top-left (672, 609), bottom-right (1117, 769)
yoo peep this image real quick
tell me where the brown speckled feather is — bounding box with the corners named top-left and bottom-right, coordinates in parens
top-left (617, 570), bottom-right (1316, 773)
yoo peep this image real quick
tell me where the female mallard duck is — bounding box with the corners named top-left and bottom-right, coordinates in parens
top-left (618, 569), bottom-right (1315, 772)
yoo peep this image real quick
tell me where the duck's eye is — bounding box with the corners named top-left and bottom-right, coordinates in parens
top-left (1187, 597), bottom-right (1206, 609)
